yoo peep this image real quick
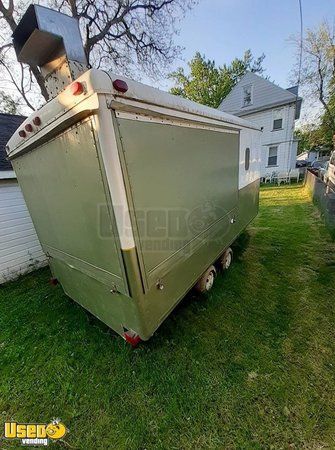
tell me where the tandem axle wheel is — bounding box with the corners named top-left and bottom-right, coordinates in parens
top-left (195, 247), bottom-right (233, 294)
top-left (220, 247), bottom-right (233, 270)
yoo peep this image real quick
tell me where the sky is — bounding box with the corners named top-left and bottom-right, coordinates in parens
top-left (158, 0), bottom-right (334, 93)
top-left (6, 0), bottom-right (334, 120)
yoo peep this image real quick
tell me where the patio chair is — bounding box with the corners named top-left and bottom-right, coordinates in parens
top-left (277, 171), bottom-right (290, 185)
top-left (289, 168), bottom-right (300, 183)
top-left (263, 172), bottom-right (273, 183)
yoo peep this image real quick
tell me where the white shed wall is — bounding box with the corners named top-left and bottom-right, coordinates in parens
top-left (0, 179), bottom-right (47, 283)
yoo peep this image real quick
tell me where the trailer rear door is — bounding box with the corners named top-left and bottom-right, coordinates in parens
top-left (12, 117), bottom-right (128, 295)
top-left (116, 114), bottom-right (239, 287)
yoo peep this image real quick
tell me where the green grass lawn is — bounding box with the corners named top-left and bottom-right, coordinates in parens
top-left (1, 185), bottom-right (335, 449)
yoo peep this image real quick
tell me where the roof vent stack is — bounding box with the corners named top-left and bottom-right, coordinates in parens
top-left (13, 4), bottom-right (88, 99)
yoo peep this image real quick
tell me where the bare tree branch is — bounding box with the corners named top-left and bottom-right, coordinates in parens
top-left (0, 0), bottom-right (197, 113)
top-left (0, 60), bottom-right (35, 110)
top-left (0, 0), bottom-right (16, 32)
top-left (291, 20), bottom-right (335, 134)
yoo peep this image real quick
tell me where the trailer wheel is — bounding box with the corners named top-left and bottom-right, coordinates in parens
top-left (220, 247), bottom-right (233, 270)
top-left (195, 265), bottom-right (216, 293)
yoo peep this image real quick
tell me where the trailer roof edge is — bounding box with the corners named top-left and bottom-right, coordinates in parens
top-left (104, 70), bottom-right (261, 132)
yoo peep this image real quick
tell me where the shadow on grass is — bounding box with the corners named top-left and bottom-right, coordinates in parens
top-left (260, 182), bottom-right (304, 191)
top-left (231, 230), bottom-right (250, 260)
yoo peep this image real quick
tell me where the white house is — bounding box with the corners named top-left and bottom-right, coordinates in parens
top-left (0, 113), bottom-right (46, 283)
top-left (219, 72), bottom-right (302, 178)
top-left (297, 149), bottom-right (329, 163)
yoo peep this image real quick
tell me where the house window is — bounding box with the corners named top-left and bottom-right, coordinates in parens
top-left (273, 118), bottom-right (283, 130)
top-left (272, 109), bottom-right (283, 130)
top-left (245, 147), bottom-right (250, 170)
top-left (242, 84), bottom-right (253, 107)
top-left (268, 146), bottom-right (278, 166)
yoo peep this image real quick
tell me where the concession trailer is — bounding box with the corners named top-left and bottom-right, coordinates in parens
top-left (7, 5), bottom-right (261, 344)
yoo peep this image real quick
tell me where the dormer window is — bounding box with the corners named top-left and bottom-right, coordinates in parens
top-left (242, 84), bottom-right (253, 107)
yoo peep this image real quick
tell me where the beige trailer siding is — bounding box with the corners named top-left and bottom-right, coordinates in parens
top-left (116, 115), bottom-right (240, 288)
top-left (6, 68), bottom-right (261, 340)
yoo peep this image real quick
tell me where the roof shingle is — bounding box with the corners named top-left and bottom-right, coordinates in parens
top-left (0, 113), bottom-right (26, 171)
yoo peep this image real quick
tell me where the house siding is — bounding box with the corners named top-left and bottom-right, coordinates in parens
top-left (219, 72), bottom-right (297, 115)
top-left (219, 72), bottom-right (300, 177)
top-left (242, 104), bottom-right (297, 176)
top-left (0, 179), bottom-right (47, 283)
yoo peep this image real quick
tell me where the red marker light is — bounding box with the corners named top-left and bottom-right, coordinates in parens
top-left (70, 81), bottom-right (84, 96)
top-left (18, 130), bottom-right (26, 138)
top-left (25, 123), bottom-right (33, 132)
top-left (113, 79), bottom-right (128, 93)
top-left (123, 331), bottom-right (141, 347)
top-left (33, 116), bottom-right (41, 126)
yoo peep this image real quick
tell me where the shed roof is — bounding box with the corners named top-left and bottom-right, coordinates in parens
top-left (0, 113), bottom-right (25, 171)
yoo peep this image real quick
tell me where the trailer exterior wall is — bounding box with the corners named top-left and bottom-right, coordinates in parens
top-left (127, 179), bottom-right (259, 339)
top-left (11, 118), bottom-right (142, 336)
top-left (7, 70), bottom-right (261, 341)
top-left (115, 115), bottom-right (239, 285)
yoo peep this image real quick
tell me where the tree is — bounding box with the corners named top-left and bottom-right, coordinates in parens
top-left (294, 126), bottom-right (324, 153)
top-left (295, 91), bottom-right (335, 153)
top-left (310, 92), bottom-right (335, 149)
top-left (291, 20), bottom-right (335, 140)
top-left (0, 90), bottom-right (18, 114)
top-left (169, 50), bottom-right (266, 108)
top-left (0, 0), bottom-right (197, 113)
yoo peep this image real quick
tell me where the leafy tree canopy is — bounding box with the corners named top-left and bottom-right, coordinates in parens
top-left (292, 20), bottom-right (335, 153)
top-left (295, 93), bottom-right (335, 154)
top-left (0, 90), bottom-right (18, 114)
top-left (169, 50), bottom-right (265, 108)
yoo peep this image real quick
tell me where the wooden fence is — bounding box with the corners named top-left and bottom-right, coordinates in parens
top-left (305, 170), bottom-right (335, 239)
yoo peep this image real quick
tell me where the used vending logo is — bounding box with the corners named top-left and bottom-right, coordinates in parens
top-left (4, 419), bottom-right (67, 446)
